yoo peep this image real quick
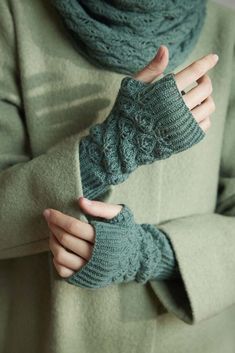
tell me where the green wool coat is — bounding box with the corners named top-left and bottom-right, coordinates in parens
top-left (0, 0), bottom-right (235, 352)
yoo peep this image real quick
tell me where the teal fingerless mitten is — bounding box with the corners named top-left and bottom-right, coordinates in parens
top-left (80, 73), bottom-right (205, 199)
top-left (65, 205), bottom-right (180, 289)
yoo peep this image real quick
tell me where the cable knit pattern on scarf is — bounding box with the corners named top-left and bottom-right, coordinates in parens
top-left (51, 0), bottom-right (207, 74)
top-left (66, 204), bottom-right (180, 289)
top-left (79, 72), bottom-right (205, 200)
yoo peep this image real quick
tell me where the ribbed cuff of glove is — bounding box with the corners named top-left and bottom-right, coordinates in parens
top-left (79, 139), bottom-right (109, 200)
top-left (65, 205), bottom-right (179, 289)
top-left (79, 72), bottom-right (205, 200)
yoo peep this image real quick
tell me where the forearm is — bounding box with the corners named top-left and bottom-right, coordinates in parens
top-left (79, 73), bottom-right (205, 200)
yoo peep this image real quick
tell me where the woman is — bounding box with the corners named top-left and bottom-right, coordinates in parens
top-left (0, 0), bottom-right (234, 352)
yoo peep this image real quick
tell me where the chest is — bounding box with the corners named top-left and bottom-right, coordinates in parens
top-left (15, 0), bottom-right (231, 224)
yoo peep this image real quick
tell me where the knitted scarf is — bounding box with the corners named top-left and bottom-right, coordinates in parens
top-left (51, 0), bottom-right (207, 75)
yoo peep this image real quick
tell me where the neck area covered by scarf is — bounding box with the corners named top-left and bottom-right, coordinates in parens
top-left (51, 0), bottom-right (207, 75)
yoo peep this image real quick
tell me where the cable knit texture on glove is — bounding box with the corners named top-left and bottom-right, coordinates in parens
top-left (80, 72), bottom-right (205, 199)
top-left (65, 205), bottom-right (180, 289)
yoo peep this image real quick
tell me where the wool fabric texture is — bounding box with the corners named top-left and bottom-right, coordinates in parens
top-left (79, 72), bottom-right (205, 200)
top-left (51, 0), bottom-right (207, 74)
top-left (66, 205), bottom-right (180, 288)
top-left (1, 1), bottom-right (235, 352)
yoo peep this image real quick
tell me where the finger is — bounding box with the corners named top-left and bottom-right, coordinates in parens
top-left (191, 95), bottom-right (216, 123)
top-left (133, 45), bottom-right (169, 83)
top-left (48, 221), bottom-right (94, 260)
top-left (182, 74), bottom-right (212, 110)
top-left (78, 197), bottom-right (123, 219)
top-left (199, 116), bottom-right (211, 132)
top-left (53, 257), bottom-right (75, 278)
top-left (174, 53), bottom-right (219, 91)
top-left (43, 208), bottom-right (95, 242)
top-left (49, 233), bottom-right (87, 271)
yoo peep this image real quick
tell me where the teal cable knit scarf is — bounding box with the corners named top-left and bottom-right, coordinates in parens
top-left (51, 0), bottom-right (207, 75)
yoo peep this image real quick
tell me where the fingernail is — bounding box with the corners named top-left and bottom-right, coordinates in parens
top-left (43, 209), bottom-right (50, 218)
top-left (156, 46), bottom-right (164, 61)
top-left (83, 197), bottom-right (92, 205)
top-left (212, 54), bottom-right (219, 62)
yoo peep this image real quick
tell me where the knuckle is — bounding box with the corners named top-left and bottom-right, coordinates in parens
top-left (53, 256), bottom-right (59, 267)
top-left (53, 258), bottom-right (69, 277)
top-left (202, 74), bottom-right (211, 85)
top-left (202, 75), bottom-right (212, 93)
top-left (67, 220), bottom-right (76, 234)
top-left (59, 268), bottom-right (69, 278)
top-left (77, 257), bottom-right (86, 270)
top-left (79, 257), bottom-right (87, 268)
top-left (55, 249), bottom-right (66, 264)
top-left (60, 231), bottom-right (68, 245)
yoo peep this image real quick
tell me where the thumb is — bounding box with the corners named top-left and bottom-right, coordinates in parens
top-left (78, 197), bottom-right (123, 220)
top-left (133, 45), bottom-right (169, 83)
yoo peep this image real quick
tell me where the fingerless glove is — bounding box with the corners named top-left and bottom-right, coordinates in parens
top-left (79, 73), bottom-right (205, 199)
top-left (65, 205), bottom-right (180, 289)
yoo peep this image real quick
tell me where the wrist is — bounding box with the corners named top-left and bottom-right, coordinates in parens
top-left (65, 205), bottom-right (140, 289)
top-left (136, 223), bottom-right (179, 283)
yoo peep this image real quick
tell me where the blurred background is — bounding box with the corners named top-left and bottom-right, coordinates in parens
top-left (214, 0), bottom-right (235, 8)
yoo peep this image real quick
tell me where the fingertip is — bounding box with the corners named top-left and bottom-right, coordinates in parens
top-left (158, 45), bottom-right (168, 58)
top-left (212, 54), bottom-right (219, 63)
top-left (43, 209), bottom-right (51, 219)
top-left (158, 44), bottom-right (167, 53)
top-left (153, 45), bottom-right (169, 71)
top-left (77, 196), bottom-right (84, 203)
top-left (151, 45), bottom-right (165, 64)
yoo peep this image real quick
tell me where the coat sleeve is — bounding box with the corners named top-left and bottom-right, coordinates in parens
top-left (149, 47), bottom-right (235, 325)
top-left (0, 2), bottom-right (90, 259)
top-left (0, 2), bottom-right (205, 259)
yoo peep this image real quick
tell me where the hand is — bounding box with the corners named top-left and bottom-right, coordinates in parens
top-left (79, 46), bottom-right (218, 200)
top-left (44, 199), bottom-right (178, 289)
top-left (43, 197), bottom-right (122, 278)
top-left (133, 45), bottom-right (218, 133)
